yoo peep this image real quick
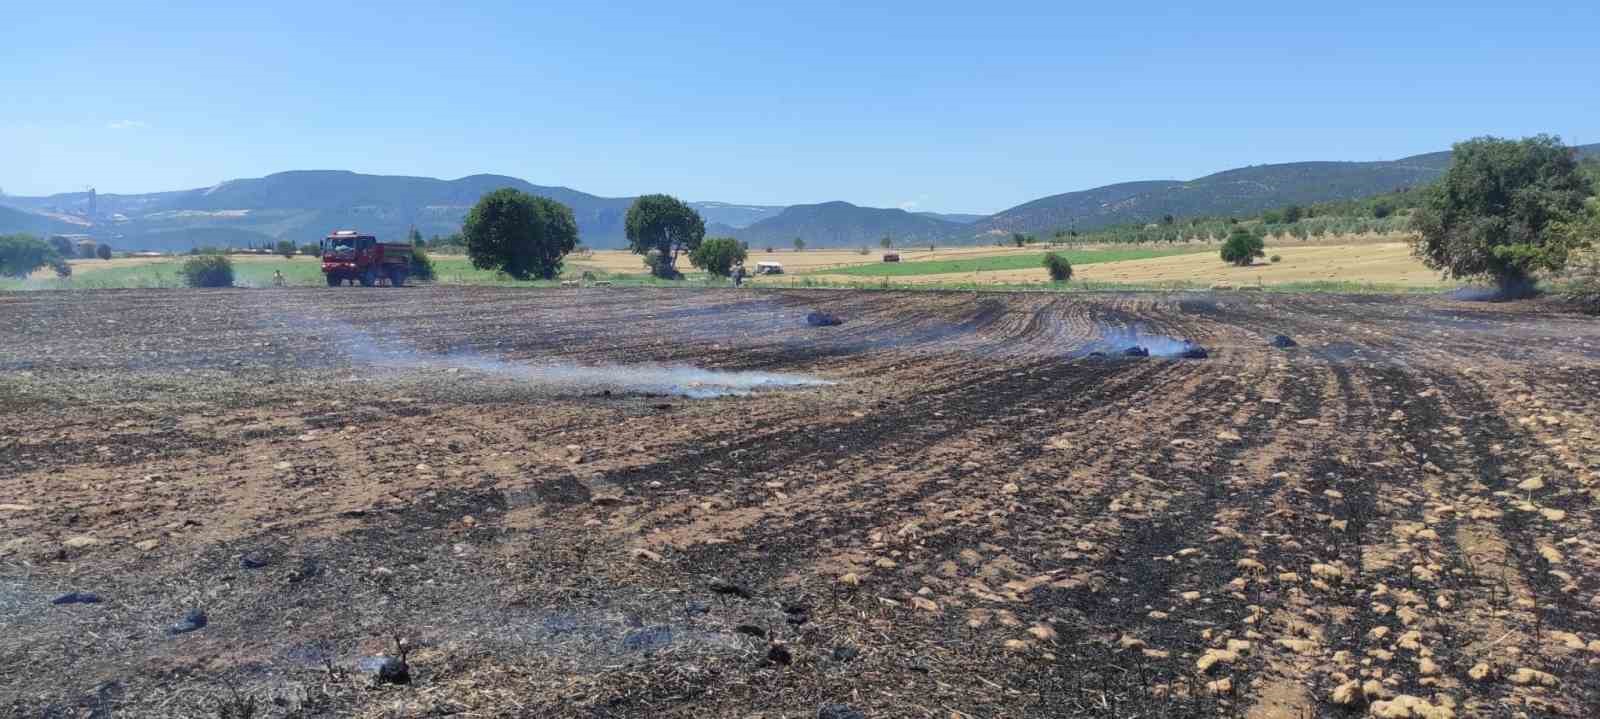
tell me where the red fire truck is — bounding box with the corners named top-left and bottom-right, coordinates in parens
top-left (319, 230), bottom-right (413, 287)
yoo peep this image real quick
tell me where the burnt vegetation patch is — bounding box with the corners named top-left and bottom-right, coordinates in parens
top-left (4, 288), bottom-right (1600, 717)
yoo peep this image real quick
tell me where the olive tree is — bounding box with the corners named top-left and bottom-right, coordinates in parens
top-left (625, 194), bottom-right (704, 279)
top-left (1411, 135), bottom-right (1590, 295)
top-left (463, 188), bottom-right (579, 280)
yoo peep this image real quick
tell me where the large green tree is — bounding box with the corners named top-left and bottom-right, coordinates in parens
top-left (625, 194), bottom-right (704, 279)
top-left (1411, 135), bottom-right (1590, 294)
top-left (463, 188), bottom-right (579, 280)
top-left (0, 234), bottom-right (61, 278)
top-left (689, 237), bottom-right (748, 277)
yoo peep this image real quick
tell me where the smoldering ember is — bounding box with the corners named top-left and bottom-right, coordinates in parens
top-left (3, 286), bottom-right (1600, 718)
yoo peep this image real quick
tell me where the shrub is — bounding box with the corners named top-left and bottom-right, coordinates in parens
top-left (688, 237), bottom-right (747, 277)
top-left (410, 246), bottom-right (437, 281)
top-left (1563, 259), bottom-right (1600, 313)
top-left (1042, 252), bottom-right (1073, 281)
top-left (1270, 254), bottom-right (1282, 263)
top-left (300, 243), bottom-right (319, 256)
top-left (52, 259), bottom-right (72, 278)
top-left (96, 244), bottom-right (112, 260)
top-left (275, 240), bottom-right (297, 258)
top-left (857, 246), bottom-right (870, 255)
top-left (1220, 227), bottom-right (1266, 266)
top-left (181, 254), bottom-right (234, 287)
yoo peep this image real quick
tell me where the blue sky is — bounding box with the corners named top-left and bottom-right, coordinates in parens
top-left (4, 1), bottom-right (1597, 213)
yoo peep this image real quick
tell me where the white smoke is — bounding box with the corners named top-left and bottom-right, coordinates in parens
top-left (310, 313), bottom-right (833, 398)
top-left (1089, 323), bottom-right (1201, 358)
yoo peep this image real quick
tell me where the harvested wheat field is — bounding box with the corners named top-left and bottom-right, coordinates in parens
top-left (3, 287), bottom-right (1599, 718)
top-left (799, 243), bottom-right (1441, 289)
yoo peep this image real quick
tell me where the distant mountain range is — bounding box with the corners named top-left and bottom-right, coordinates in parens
top-left (5, 144), bottom-right (1595, 251)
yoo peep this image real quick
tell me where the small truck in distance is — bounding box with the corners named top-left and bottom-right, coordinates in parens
top-left (320, 230), bottom-right (413, 287)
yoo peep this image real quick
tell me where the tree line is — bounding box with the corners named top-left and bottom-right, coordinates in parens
top-left (455, 189), bottom-right (747, 280)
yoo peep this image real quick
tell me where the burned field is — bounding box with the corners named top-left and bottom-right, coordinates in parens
top-left (3, 287), bottom-right (1599, 719)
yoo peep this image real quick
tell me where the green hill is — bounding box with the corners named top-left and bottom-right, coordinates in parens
top-left (726, 202), bottom-right (965, 248)
top-left (974, 144), bottom-right (1600, 239)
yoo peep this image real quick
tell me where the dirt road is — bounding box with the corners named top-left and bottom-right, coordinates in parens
top-left (2, 287), bottom-right (1597, 717)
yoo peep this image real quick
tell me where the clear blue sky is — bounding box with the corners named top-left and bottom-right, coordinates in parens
top-left (4, 1), bottom-right (1597, 213)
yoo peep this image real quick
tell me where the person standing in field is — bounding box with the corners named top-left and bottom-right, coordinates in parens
top-left (272, 270), bottom-right (286, 287)
top-left (733, 262), bottom-right (746, 288)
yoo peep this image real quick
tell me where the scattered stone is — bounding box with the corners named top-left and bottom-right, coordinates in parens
top-left (839, 572), bottom-right (861, 587)
top-left (633, 548), bottom-right (663, 562)
top-left (1196, 649), bottom-right (1239, 673)
top-left (911, 596), bottom-right (940, 612)
top-left (274, 461), bottom-right (292, 470)
top-left (1330, 680), bottom-right (1364, 707)
top-left (51, 591), bottom-right (102, 605)
top-left (0, 503), bottom-right (35, 512)
top-left (1467, 662), bottom-right (1493, 681)
top-left (1236, 558), bottom-right (1266, 573)
top-left (1508, 667), bottom-right (1558, 687)
top-left (1205, 677), bottom-right (1233, 695)
top-left (1270, 334), bottom-right (1298, 348)
top-left (167, 609), bottom-right (207, 635)
top-left (1027, 624), bottom-right (1058, 642)
top-left (134, 539), bottom-right (160, 552)
top-left (1310, 563), bottom-right (1345, 582)
top-left (62, 536), bottom-right (99, 549)
top-left (1517, 477), bottom-right (1546, 492)
top-left (1370, 694), bottom-right (1455, 719)
top-left (1538, 546), bottom-right (1564, 564)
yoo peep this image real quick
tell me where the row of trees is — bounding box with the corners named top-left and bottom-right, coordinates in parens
top-left (460, 189), bottom-right (748, 280)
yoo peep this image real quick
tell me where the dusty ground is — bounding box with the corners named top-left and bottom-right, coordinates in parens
top-left (2, 287), bottom-right (1598, 718)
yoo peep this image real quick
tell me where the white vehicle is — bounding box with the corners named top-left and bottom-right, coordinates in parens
top-left (754, 261), bottom-right (785, 275)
